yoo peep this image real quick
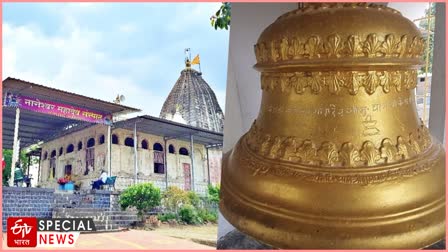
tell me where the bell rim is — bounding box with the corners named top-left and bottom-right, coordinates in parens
top-left (219, 197), bottom-right (445, 249)
top-left (219, 138), bottom-right (446, 248)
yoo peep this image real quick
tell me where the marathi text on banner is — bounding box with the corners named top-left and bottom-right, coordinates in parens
top-left (4, 92), bottom-right (112, 125)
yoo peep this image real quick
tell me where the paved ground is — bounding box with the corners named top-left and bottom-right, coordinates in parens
top-left (2, 229), bottom-right (214, 250)
top-left (151, 224), bottom-right (218, 247)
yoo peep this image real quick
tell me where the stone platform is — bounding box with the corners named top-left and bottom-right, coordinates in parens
top-left (2, 187), bottom-right (137, 232)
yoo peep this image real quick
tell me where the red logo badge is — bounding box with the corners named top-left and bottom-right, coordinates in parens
top-left (7, 217), bottom-right (37, 247)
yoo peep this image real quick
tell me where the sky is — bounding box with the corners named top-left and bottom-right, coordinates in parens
top-left (3, 3), bottom-right (229, 116)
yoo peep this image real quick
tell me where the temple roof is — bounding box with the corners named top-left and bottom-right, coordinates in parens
top-left (160, 67), bottom-right (224, 133)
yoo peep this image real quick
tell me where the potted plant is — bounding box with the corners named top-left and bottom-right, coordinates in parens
top-left (57, 174), bottom-right (74, 190)
top-left (57, 177), bottom-right (69, 190)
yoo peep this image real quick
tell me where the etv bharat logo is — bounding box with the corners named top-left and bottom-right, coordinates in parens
top-left (7, 217), bottom-right (37, 247)
top-left (11, 219), bottom-right (33, 238)
top-left (7, 217), bottom-right (94, 247)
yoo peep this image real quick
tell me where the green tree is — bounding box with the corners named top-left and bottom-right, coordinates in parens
top-left (2, 149), bottom-right (32, 186)
top-left (207, 184), bottom-right (220, 204)
top-left (119, 183), bottom-right (161, 218)
top-left (162, 186), bottom-right (191, 213)
top-left (418, 3), bottom-right (435, 73)
top-left (211, 3), bottom-right (231, 30)
top-left (179, 204), bottom-right (202, 224)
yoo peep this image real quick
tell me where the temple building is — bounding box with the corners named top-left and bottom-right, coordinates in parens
top-left (3, 58), bottom-right (224, 195)
top-left (37, 117), bottom-right (222, 194)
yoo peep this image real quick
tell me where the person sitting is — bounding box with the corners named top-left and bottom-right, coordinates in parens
top-left (92, 170), bottom-right (108, 190)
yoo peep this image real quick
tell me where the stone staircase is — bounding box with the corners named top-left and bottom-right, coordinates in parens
top-left (53, 208), bottom-right (139, 232)
top-left (52, 191), bottom-right (138, 232)
top-left (53, 191), bottom-right (113, 209)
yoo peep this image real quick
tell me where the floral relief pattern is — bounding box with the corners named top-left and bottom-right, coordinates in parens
top-left (254, 33), bottom-right (425, 63)
top-left (244, 120), bottom-right (432, 168)
top-left (260, 70), bottom-right (417, 95)
top-left (339, 142), bottom-right (361, 167)
top-left (323, 34), bottom-right (344, 58)
top-left (277, 3), bottom-right (402, 21)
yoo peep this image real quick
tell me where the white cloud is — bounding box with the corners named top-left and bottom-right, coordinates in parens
top-left (118, 23), bottom-right (137, 33)
top-left (3, 2), bottom-right (228, 119)
top-left (2, 20), bottom-right (164, 117)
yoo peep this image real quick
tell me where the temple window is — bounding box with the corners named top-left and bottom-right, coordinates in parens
top-left (66, 144), bottom-right (74, 153)
top-left (99, 135), bottom-right (105, 145)
top-left (125, 137), bottom-right (134, 147)
top-left (78, 141), bottom-right (83, 150)
top-left (179, 147), bottom-right (189, 156)
top-left (153, 143), bottom-right (164, 174)
top-left (87, 138), bottom-right (95, 148)
top-left (169, 144), bottom-right (175, 154)
top-left (112, 134), bottom-right (119, 144)
top-left (141, 140), bottom-right (149, 149)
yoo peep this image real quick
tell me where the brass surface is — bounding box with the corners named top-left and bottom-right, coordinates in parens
top-left (220, 3), bottom-right (445, 249)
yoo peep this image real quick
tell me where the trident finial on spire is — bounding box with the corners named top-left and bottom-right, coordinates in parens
top-left (184, 48), bottom-right (191, 68)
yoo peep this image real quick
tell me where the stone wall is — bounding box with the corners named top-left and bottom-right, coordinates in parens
top-left (53, 190), bottom-right (114, 209)
top-left (115, 177), bottom-right (210, 196)
top-left (2, 187), bottom-right (54, 232)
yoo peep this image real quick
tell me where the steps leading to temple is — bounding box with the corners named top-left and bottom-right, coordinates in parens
top-left (53, 208), bottom-right (139, 232)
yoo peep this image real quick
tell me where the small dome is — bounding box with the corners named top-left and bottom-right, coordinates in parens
top-left (254, 3), bottom-right (425, 70)
top-left (160, 68), bottom-right (224, 133)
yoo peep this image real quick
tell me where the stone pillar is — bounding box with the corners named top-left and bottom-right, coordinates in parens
top-left (189, 135), bottom-right (195, 192)
top-left (133, 122), bottom-right (138, 184)
top-left (107, 124), bottom-right (112, 175)
top-left (9, 107), bottom-right (20, 186)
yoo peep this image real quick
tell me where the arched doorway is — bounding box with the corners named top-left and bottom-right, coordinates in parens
top-left (50, 150), bottom-right (57, 179)
top-left (85, 137), bottom-right (95, 175)
top-left (153, 143), bottom-right (164, 174)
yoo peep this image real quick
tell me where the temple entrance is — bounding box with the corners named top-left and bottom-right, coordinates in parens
top-left (64, 165), bottom-right (72, 177)
top-left (85, 148), bottom-right (95, 175)
top-left (49, 158), bottom-right (56, 179)
top-left (49, 150), bottom-right (57, 179)
top-left (183, 163), bottom-right (191, 191)
top-left (153, 143), bottom-right (165, 174)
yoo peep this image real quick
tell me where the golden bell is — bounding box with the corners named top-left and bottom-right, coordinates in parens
top-left (220, 3), bottom-right (445, 249)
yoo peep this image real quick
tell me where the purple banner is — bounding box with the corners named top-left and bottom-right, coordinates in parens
top-left (4, 92), bottom-right (112, 125)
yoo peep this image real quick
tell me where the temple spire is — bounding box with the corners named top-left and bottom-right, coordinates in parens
top-left (160, 58), bottom-right (224, 133)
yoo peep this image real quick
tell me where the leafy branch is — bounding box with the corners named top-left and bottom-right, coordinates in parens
top-left (210, 3), bottom-right (231, 30)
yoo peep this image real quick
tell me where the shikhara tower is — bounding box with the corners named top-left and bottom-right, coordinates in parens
top-left (160, 59), bottom-right (224, 133)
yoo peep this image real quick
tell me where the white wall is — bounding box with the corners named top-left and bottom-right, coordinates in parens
top-left (219, 2), bottom-right (298, 239)
top-left (428, 3), bottom-right (446, 143)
